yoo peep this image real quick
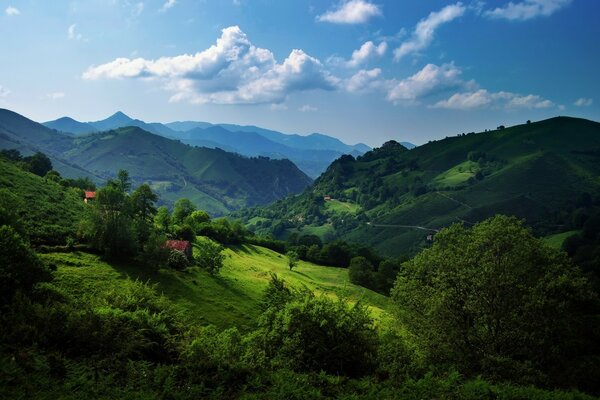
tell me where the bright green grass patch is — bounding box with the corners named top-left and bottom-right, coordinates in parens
top-left (432, 161), bottom-right (478, 187)
top-left (42, 242), bottom-right (392, 331)
top-left (544, 230), bottom-right (580, 249)
top-left (324, 199), bottom-right (361, 215)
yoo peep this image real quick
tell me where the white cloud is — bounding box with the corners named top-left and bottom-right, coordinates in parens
top-left (83, 26), bottom-right (338, 105)
top-left (47, 92), bottom-right (66, 100)
top-left (387, 63), bottom-right (469, 103)
top-left (433, 89), bottom-right (554, 109)
top-left (574, 97), bottom-right (593, 107)
top-left (5, 6), bottom-right (20, 16)
top-left (345, 68), bottom-right (383, 92)
top-left (298, 104), bottom-right (318, 112)
top-left (159, 0), bottom-right (176, 12)
top-left (68, 24), bottom-right (83, 40)
top-left (0, 85), bottom-right (10, 97)
top-left (394, 3), bottom-right (466, 61)
top-left (485, 0), bottom-right (571, 21)
top-left (316, 0), bottom-right (382, 24)
top-left (347, 41), bottom-right (387, 68)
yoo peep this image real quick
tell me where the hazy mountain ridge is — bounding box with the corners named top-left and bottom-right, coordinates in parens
top-left (44, 112), bottom-right (378, 177)
top-left (1, 108), bottom-right (312, 215)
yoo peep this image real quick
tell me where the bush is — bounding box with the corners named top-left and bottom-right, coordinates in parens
top-left (167, 250), bottom-right (189, 270)
top-left (392, 215), bottom-right (600, 388)
top-left (195, 240), bottom-right (224, 275)
top-left (256, 288), bottom-right (378, 377)
top-left (0, 225), bottom-right (51, 306)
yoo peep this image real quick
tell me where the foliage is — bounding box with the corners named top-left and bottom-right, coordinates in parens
top-left (167, 250), bottom-right (189, 271)
top-left (0, 225), bottom-right (51, 306)
top-left (195, 239), bottom-right (225, 275)
top-left (286, 250), bottom-right (299, 270)
top-left (391, 215), bottom-right (600, 388)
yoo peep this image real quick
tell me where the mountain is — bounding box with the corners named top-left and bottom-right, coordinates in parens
top-left (43, 117), bottom-right (98, 135)
top-left (165, 120), bottom-right (214, 132)
top-left (88, 111), bottom-right (178, 138)
top-left (1, 108), bottom-right (312, 215)
top-left (63, 126), bottom-right (312, 215)
top-left (237, 117), bottom-right (600, 256)
top-left (400, 141), bottom-right (416, 149)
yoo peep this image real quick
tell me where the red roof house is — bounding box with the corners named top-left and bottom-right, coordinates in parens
top-left (84, 191), bottom-right (96, 203)
top-left (165, 240), bottom-right (193, 259)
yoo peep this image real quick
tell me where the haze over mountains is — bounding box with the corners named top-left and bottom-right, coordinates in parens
top-left (1, 108), bottom-right (312, 215)
top-left (43, 112), bottom-right (385, 178)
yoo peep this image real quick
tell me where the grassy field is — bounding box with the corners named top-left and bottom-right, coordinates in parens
top-left (324, 199), bottom-right (361, 215)
top-left (544, 230), bottom-right (579, 249)
top-left (42, 240), bottom-right (392, 331)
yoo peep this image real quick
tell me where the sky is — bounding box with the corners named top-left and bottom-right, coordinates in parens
top-left (0, 0), bottom-right (598, 146)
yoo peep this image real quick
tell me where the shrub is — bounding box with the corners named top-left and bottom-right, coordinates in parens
top-left (168, 250), bottom-right (189, 270)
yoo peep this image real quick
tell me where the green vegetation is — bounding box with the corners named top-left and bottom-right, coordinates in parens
top-left (238, 117), bottom-right (600, 258)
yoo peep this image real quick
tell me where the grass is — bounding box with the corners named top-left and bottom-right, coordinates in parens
top-left (544, 230), bottom-right (579, 249)
top-left (432, 160), bottom-right (477, 187)
top-left (41, 241), bottom-right (392, 331)
top-left (324, 199), bottom-right (361, 215)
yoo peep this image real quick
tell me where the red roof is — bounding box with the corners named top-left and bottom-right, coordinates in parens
top-left (85, 191), bottom-right (96, 199)
top-left (165, 240), bottom-right (191, 251)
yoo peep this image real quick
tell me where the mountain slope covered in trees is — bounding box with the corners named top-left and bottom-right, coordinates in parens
top-left (238, 117), bottom-right (600, 256)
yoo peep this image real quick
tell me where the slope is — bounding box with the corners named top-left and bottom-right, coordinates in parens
top-left (239, 117), bottom-right (600, 256)
top-left (42, 242), bottom-right (392, 331)
top-left (63, 126), bottom-right (312, 214)
top-left (0, 158), bottom-right (87, 245)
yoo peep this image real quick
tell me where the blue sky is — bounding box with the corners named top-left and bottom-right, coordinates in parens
top-left (0, 0), bottom-right (598, 146)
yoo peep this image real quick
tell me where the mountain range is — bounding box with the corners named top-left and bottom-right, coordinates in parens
top-left (0, 108), bottom-right (312, 215)
top-left (237, 116), bottom-right (600, 256)
top-left (42, 111), bottom-right (384, 178)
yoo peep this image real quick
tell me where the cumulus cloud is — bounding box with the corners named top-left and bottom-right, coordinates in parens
top-left (47, 92), bottom-right (66, 100)
top-left (0, 85), bottom-right (10, 97)
top-left (159, 0), bottom-right (176, 12)
top-left (83, 26), bottom-right (339, 105)
top-left (298, 104), bottom-right (318, 112)
top-left (574, 97), bottom-right (593, 107)
top-left (394, 3), bottom-right (466, 61)
top-left (347, 41), bottom-right (387, 68)
top-left (433, 89), bottom-right (554, 109)
top-left (345, 68), bottom-right (383, 92)
top-left (387, 63), bottom-right (470, 103)
top-left (316, 0), bottom-right (382, 24)
top-left (5, 6), bottom-right (20, 16)
top-left (485, 0), bottom-right (572, 21)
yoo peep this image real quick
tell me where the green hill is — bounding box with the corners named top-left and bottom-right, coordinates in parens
top-left (0, 158), bottom-right (86, 245)
top-left (239, 117), bottom-right (600, 256)
top-left (0, 109), bottom-right (312, 215)
top-left (41, 241), bottom-right (391, 331)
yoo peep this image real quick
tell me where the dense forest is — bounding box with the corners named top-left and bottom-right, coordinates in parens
top-left (2, 148), bottom-right (600, 399)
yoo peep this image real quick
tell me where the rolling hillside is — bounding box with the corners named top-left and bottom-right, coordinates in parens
top-left (41, 242), bottom-right (392, 331)
top-left (238, 117), bottom-right (600, 256)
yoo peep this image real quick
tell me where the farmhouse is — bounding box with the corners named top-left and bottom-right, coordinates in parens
top-left (323, 195), bottom-right (332, 201)
top-left (165, 240), bottom-right (193, 259)
top-left (84, 191), bottom-right (96, 203)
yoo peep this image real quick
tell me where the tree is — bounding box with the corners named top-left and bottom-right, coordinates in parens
top-left (24, 152), bottom-right (52, 177)
top-left (172, 198), bottom-right (196, 225)
top-left (155, 206), bottom-right (171, 232)
top-left (185, 210), bottom-right (210, 231)
top-left (0, 225), bottom-right (51, 305)
top-left (286, 250), bottom-right (299, 271)
top-left (196, 239), bottom-right (224, 275)
top-left (131, 184), bottom-right (158, 222)
top-left (116, 169), bottom-right (131, 193)
top-left (348, 256), bottom-right (374, 288)
top-left (391, 215), bottom-right (599, 386)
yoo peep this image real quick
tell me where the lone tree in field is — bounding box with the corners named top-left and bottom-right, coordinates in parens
top-left (286, 250), bottom-right (299, 271)
top-left (392, 215), bottom-right (599, 387)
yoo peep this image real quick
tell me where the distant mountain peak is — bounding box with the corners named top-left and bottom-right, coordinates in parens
top-left (106, 111), bottom-right (132, 121)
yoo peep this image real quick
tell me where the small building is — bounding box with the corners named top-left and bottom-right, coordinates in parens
top-left (165, 240), bottom-right (193, 259)
top-left (84, 191), bottom-right (96, 203)
top-left (426, 234), bottom-right (434, 242)
top-left (323, 195), bottom-right (332, 201)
